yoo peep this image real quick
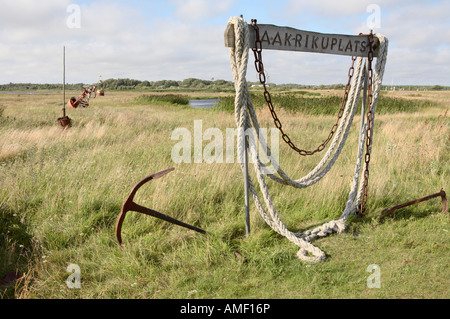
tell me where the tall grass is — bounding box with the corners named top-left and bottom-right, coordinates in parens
top-left (133, 94), bottom-right (190, 106)
top-left (0, 91), bottom-right (448, 299)
top-left (215, 91), bottom-right (438, 115)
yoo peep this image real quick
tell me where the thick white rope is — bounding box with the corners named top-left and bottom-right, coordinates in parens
top-left (228, 17), bottom-right (388, 261)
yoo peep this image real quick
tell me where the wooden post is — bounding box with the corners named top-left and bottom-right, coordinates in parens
top-left (63, 46), bottom-right (66, 117)
top-left (58, 46), bottom-right (71, 128)
top-left (244, 135), bottom-right (250, 237)
top-left (362, 59), bottom-right (369, 117)
top-left (238, 14), bottom-right (251, 237)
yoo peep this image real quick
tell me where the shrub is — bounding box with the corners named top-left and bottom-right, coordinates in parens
top-left (133, 94), bottom-right (189, 106)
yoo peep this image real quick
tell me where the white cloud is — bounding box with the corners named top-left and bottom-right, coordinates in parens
top-left (171, 0), bottom-right (234, 21)
top-left (0, 0), bottom-right (234, 84)
top-left (273, 0), bottom-right (450, 85)
top-left (0, 0), bottom-right (449, 85)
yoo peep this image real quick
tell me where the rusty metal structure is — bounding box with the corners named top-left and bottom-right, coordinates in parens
top-left (359, 31), bottom-right (375, 215)
top-left (67, 84), bottom-right (97, 109)
top-left (251, 20), bottom-right (359, 157)
top-left (115, 168), bottom-right (206, 247)
top-left (379, 189), bottom-right (447, 221)
top-left (96, 75), bottom-right (105, 96)
top-left (57, 115), bottom-right (72, 128)
top-left (251, 19), bottom-right (375, 216)
top-left (57, 46), bottom-right (98, 128)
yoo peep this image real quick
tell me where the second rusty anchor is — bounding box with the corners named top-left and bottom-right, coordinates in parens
top-left (115, 167), bottom-right (206, 247)
top-left (379, 188), bottom-right (447, 222)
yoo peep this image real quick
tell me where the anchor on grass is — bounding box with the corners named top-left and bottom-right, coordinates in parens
top-left (378, 188), bottom-right (447, 222)
top-left (115, 167), bottom-right (206, 247)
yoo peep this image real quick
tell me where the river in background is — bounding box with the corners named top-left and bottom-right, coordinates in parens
top-left (189, 99), bottom-right (220, 109)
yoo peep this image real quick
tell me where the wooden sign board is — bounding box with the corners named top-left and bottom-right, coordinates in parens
top-left (225, 23), bottom-right (379, 58)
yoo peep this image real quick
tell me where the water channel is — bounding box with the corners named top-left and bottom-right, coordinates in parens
top-left (189, 99), bottom-right (220, 109)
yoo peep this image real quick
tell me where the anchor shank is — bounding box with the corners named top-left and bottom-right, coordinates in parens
top-left (129, 201), bottom-right (206, 234)
top-left (380, 189), bottom-right (447, 220)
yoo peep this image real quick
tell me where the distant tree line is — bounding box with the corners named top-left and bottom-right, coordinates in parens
top-left (100, 77), bottom-right (236, 91)
top-left (0, 78), bottom-right (448, 92)
top-left (0, 82), bottom-right (87, 91)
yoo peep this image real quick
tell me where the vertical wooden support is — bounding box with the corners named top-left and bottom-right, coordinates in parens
top-left (63, 46), bottom-right (66, 117)
top-left (58, 46), bottom-right (71, 128)
top-left (243, 135), bottom-right (250, 236)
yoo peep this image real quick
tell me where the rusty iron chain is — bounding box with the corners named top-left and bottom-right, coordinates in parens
top-left (250, 19), bottom-right (357, 157)
top-left (250, 20), bottom-right (376, 215)
top-left (359, 31), bottom-right (375, 216)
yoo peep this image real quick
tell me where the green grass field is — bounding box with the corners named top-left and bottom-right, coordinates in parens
top-left (0, 89), bottom-right (449, 299)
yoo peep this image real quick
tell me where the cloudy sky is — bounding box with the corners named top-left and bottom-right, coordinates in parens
top-left (0, 0), bottom-right (449, 86)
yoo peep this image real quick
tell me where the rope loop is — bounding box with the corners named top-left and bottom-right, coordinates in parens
top-left (227, 16), bottom-right (388, 262)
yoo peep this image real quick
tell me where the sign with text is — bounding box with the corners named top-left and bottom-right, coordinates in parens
top-left (225, 24), bottom-right (379, 58)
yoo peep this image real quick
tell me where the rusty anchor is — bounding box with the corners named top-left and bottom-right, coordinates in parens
top-left (115, 167), bottom-right (206, 247)
top-left (379, 188), bottom-right (447, 222)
